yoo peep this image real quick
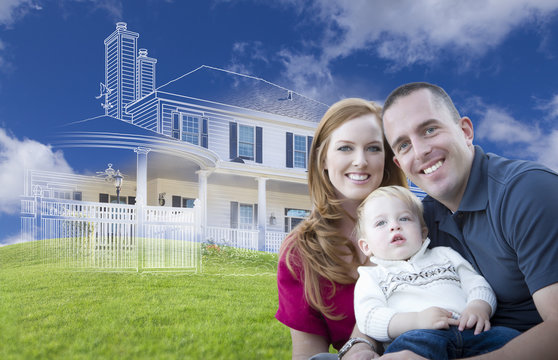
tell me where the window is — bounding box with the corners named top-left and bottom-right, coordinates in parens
top-left (294, 135), bottom-right (307, 168)
top-left (284, 208), bottom-right (310, 232)
top-left (110, 195), bottom-right (127, 204)
top-left (182, 198), bottom-right (195, 208)
top-left (230, 201), bottom-right (258, 229)
top-left (238, 125), bottom-right (255, 160)
top-left (239, 204), bottom-right (254, 229)
top-left (171, 112), bottom-right (201, 145)
top-left (172, 195), bottom-right (195, 208)
top-left (286, 133), bottom-right (312, 169)
top-left (53, 190), bottom-right (71, 200)
top-left (73, 191), bottom-right (82, 201)
top-left (99, 193), bottom-right (109, 203)
top-left (182, 115), bottom-right (199, 145)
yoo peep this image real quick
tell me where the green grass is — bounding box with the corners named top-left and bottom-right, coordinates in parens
top-left (0, 242), bottom-right (291, 359)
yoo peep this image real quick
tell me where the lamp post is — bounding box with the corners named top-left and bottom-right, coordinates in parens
top-left (114, 170), bottom-right (123, 204)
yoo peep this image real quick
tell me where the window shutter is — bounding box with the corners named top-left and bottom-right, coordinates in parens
top-left (254, 203), bottom-right (258, 226)
top-left (230, 201), bottom-right (239, 229)
top-left (256, 126), bottom-right (263, 163)
top-left (99, 193), bottom-right (109, 203)
top-left (286, 132), bottom-right (293, 168)
top-left (229, 122), bottom-right (237, 160)
top-left (128, 196), bottom-right (136, 205)
top-left (307, 136), bottom-right (313, 168)
top-left (172, 195), bottom-right (181, 208)
top-left (201, 117), bottom-right (208, 148)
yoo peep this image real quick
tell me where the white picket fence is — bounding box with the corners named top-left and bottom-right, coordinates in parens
top-left (21, 198), bottom-right (200, 271)
top-left (20, 197), bottom-right (290, 271)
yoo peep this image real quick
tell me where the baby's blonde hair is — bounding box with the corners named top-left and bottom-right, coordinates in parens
top-left (355, 185), bottom-right (427, 241)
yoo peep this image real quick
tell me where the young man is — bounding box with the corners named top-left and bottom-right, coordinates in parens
top-left (381, 82), bottom-right (558, 359)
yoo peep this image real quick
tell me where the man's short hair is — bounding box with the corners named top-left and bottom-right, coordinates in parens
top-left (382, 82), bottom-right (461, 123)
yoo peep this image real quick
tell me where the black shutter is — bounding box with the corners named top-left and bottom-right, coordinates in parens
top-left (229, 122), bottom-right (237, 160)
top-left (128, 196), bottom-right (136, 205)
top-left (286, 132), bottom-right (293, 168)
top-left (230, 202), bottom-right (239, 228)
top-left (201, 117), bottom-right (208, 148)
top-left (307, 136), bottom-right (313, 169)
top-left (255, 126), bottom-right (263, 163)
top-left (254, 203), bottom-right (258, 227)
top-left (172, 195), bottom-right (181, 208)
top-left (99, 193), bottom-right (109, 203)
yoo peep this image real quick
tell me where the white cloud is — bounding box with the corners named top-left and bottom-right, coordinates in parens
top-left (0, 127), bottom-right (73, 215)
top-left (275, 0), bottom-right (558, 96)
top-left (475, 103), bottom-right (558, 171)
top-left (0, 0), bottom-right (35, 26)
top-left (476, 107), bottom-right (541, 144)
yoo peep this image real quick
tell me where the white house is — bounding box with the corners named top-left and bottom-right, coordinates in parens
top-left (21, 23), bottom-right (425, 263)
top-left (22, 23), bottom-right (329, 257)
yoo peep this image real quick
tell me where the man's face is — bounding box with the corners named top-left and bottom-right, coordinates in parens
top-left (382, 89), bottom-right (474, 211)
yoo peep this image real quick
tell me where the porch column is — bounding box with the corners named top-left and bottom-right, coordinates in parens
top-left (134, 147), bottom-right (150, 248)
top-left (196, 170), bottom-right (211, 242)
top-left (134, 147), bottom-right (151, 206)
top-left (256, 177), bottom-right (268, 251)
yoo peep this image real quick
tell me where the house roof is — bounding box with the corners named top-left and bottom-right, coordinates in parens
top-left (156, 65), bottom-right (329, 123)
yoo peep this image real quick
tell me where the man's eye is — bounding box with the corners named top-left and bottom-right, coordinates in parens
top-left (398, 142), bottom-right (409, 152)
top-left (425, 127), bottom-right (436, 135)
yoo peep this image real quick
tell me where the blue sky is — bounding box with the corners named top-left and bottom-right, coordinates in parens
top-left (2, 0), bottom-right (558, 244)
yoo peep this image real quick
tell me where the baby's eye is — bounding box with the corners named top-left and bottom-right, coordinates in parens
top-left (399, 216), bottom-right (411, 222)
top-left (375, 220), bottom-right (386, 227)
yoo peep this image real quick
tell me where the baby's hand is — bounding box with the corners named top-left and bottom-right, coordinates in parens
top-left (417, 306), bottom-right (460, 330)
top-left (458, 300), bottom-right (492, 334)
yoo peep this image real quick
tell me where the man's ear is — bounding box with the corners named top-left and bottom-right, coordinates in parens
top-left (459, 117), bottom-right (475, 146)
top-left (358, 238), bottom-right (372, 257)
top-left (393, 155), bottom-right (401, 169)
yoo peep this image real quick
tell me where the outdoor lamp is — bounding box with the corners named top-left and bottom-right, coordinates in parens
top-left (114, 170), bottom-right (123, 203)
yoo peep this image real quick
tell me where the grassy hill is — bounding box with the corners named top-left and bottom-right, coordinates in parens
top-left (0, 242), bottom-right (291, 359)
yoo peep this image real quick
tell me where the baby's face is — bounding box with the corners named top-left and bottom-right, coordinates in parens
top-left (358, 196), bottom-right (424, 260)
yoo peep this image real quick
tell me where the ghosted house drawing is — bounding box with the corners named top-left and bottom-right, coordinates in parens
top-left (22, 22), bottom-right (327, 256)
top-left (22, 23), bottom-right (426, 261)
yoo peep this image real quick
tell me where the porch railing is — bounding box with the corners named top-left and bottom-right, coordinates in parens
top-left (20, 197), bottom-right (290, 271)
top-left (20, 197), bottom-right (200, 271)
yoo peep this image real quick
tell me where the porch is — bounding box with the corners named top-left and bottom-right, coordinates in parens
top-left (20, 196), bottom-right (288, 271)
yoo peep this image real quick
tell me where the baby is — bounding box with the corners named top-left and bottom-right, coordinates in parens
top-left (353, 185), bottom-right (519, 359)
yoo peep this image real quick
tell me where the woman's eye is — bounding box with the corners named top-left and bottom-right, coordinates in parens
top-left (367, 145), bottom-right (382, 152)
top-left (338, 145), bottom-right (352, 151)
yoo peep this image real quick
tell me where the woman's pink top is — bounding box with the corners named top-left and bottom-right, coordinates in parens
top-left (275, 243), bottom-right (356, 350)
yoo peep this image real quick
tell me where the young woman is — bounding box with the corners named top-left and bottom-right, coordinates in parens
top-left (276, 98), bottom-right (407, 359)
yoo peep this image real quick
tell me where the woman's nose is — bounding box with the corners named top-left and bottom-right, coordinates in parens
top-left (352, 150), bottom-right (368, 166)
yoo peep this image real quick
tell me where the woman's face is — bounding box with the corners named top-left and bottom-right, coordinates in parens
top-left (324, 114), bottom-right (385, 204)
